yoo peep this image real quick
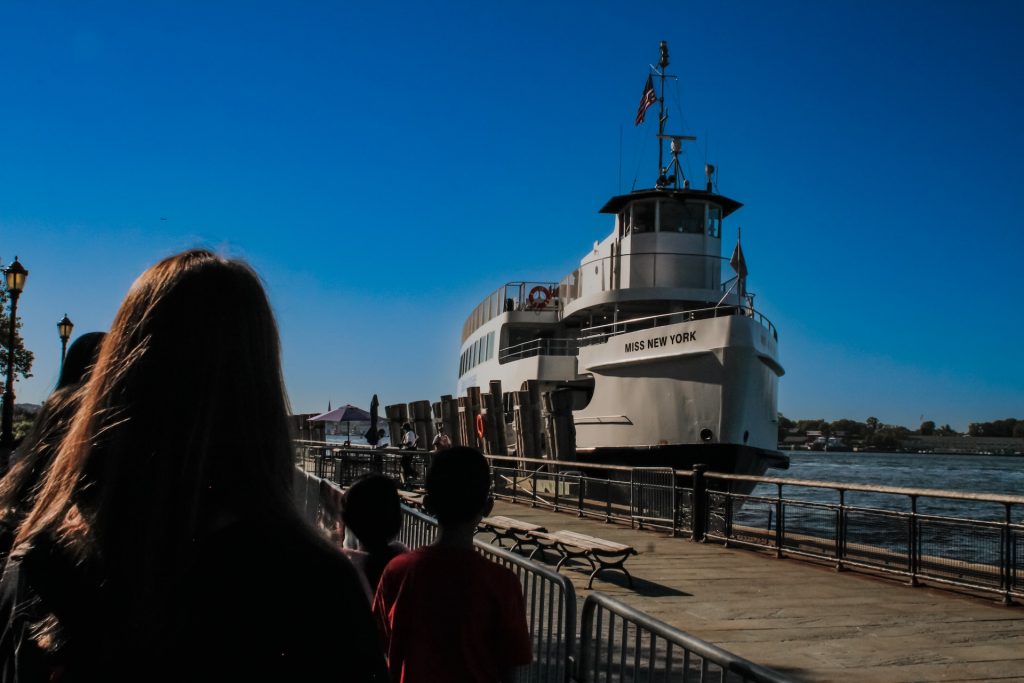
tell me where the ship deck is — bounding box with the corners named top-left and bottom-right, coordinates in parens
top-left (490, 499), bottom-right (1024, 682)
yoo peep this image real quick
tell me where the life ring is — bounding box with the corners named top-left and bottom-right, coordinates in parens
top-left (475, 414), bottom-right (485, 439)
top-left (528, 285), bottom-right (552, 309)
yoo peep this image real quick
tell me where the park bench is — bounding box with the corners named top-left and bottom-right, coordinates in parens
top-left (478, 516), bottom-right (548, 553)
top-left (398, 490), bottom-right (425, 509)
top-left (529, 530), bottom-right (638, 588)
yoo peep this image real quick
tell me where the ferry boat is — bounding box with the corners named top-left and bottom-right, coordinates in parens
top-left (456, 42), bottom-right (788, 479)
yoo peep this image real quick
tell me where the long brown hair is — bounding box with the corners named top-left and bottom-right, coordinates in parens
top-left (16, 249), bottom-right (300, 615)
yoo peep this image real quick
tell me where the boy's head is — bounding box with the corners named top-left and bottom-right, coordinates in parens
top-left (341, 473), bottom-right (402, 550)
top-left (424, 446), bottom-right (492, 526)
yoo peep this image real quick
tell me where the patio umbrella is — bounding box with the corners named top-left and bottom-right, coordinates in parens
top-left (367, 394), bottom-right (380, 446)
top-left (308, 404), bottom-right (372, 441)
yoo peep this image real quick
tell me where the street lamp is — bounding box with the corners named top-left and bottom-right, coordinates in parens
top-left (2, 257), bottom-right (28, 449)
top-left (58, 314), bottom-right (74, 368)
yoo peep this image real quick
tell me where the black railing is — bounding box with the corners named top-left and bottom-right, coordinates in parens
top-left (499, 338), bottom-right (580, 364)
top-left (484, 453), bottom-right (1024, 604)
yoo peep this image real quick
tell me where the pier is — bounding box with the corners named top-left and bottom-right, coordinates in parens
top-left (297, 444), bottom-right (1024, 681)
top-left (487, 498), bottom-right (1024, 683)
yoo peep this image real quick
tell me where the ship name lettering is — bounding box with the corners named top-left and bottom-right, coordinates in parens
top-left (624, 331), bottom-right (696, 354)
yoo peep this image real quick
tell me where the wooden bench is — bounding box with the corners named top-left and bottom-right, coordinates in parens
top-left (529, 530), bottom-right (638, 588)
top-left (479, 516), bottom-right (547, 553)
top-left (398, 490), bottom-right (425, 509)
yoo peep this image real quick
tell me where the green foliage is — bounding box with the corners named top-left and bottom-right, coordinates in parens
top-left (865, 417), bottom-right (879, 432)
top-left (968, 419), bottom-right (1021, 437)
top-left (919, 420), bottom-right (936, 436)
top-left (0, 286), bottom-right (34, 390)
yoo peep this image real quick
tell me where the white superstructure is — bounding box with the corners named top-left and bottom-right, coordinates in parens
top-left (456, 43), bottom-right (787, 477)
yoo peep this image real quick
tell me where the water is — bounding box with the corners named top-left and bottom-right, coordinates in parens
top-left (751, 451), bottom-right (1024, 522)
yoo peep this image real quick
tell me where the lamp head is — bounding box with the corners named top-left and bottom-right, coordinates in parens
top-left (4, 257), bottom-right (27, 295)
top-left (58, 313), bottom-right (74, 341)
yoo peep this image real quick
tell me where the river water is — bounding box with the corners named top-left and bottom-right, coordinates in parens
top-left (750, 451), bottom-right (1024, 522)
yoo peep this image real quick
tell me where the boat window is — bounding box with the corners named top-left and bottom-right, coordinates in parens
top-left (681, 202), bottom-right (706, 234)
top-left (707, 205), bottom-right (721, 238)
top-left (630, 201), bottom-right (655, 233)
top-left (658, 200), bottom-right (687, 233)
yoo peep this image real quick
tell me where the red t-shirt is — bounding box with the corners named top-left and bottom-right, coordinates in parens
top-left (372, 545), bottom-right (533, 683)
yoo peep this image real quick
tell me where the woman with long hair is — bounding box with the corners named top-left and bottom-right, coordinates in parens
top-left (0, 250), bottom-right (385, 681)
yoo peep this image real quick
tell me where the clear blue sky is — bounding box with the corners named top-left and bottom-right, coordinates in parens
top-left (2, 0), bottom-right (1022, 431)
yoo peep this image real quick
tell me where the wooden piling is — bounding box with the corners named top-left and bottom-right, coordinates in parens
top-left (457, 396), bottom-right (471, 448)
top-left (384, 403), bottom-right (408, 446)
top-left (408, 400), bottom-right (434, 450)
top-left (440, 394), bottom-right (459, 447)
top-left (488, 380), bottom-right (508, 456)
top-left (542, 390), bottom-right (576, 461)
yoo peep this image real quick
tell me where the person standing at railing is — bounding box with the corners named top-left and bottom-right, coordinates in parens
top-left (399, 423), bottom-right (418, 489)
top-left (431, 424), bottom-right (451, 452)
top-left (0, 250), bottom-right (386, 682)
top-left (372, 446), bottom-right (532, 682)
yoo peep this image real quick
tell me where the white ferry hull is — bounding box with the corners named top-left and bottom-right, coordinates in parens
top-left (575, 314), bottom-right (781, 456)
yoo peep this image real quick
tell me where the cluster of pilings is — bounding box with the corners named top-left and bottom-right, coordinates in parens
top-left (383, 380), bottom-right (577, 461)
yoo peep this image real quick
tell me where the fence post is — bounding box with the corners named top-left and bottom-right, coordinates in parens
top-left (1003, 503), bottom-right (1013, 605)
top-left (691, 464), bottom-right (707, 542)
top-left (578, 473), bottom-right (585, 518)
top-left (775, 482), bottom-right (784, 558)
top-left (836, 489), bottom-right (846, 572)
top-left (909, 494), bottom-right (919, 586)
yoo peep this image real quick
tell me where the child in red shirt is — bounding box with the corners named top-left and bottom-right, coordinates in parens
top-left (372, 447), bottom-right (532, 683)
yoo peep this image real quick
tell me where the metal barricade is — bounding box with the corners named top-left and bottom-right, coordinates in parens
top-left (577, 592), bottom-right (791, 683)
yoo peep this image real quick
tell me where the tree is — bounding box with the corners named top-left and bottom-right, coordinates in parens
top-left (0, 286), bottom-right (34, 392)
top-left (866, 416), bottom-right (879, 433)
top-left (919, 420), bottom-right (936, 436)
top-left (938, 424), bottom-right (957, 436)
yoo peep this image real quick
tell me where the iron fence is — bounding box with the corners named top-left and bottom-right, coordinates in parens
top-left (297, 444), bottom-right (1024, 603)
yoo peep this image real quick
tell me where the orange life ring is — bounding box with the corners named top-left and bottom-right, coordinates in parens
top-left (475, 414), bottom-right (485, 439)
top-left (528, 285), bottom-right (551, 308)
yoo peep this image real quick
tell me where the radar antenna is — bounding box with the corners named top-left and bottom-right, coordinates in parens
top-left (656, 134), bottom-right (697, 189)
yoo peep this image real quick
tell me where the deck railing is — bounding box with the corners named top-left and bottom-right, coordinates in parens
top-left (297, 444), bottom-right (1024, 603)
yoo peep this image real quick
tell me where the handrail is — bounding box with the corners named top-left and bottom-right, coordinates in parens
top-left (706, 471), bottom-right (1024, 506)
top-left (296, 445), bottom-right (1024, 602)
top-left (579, 303), bottom-right (777, 343)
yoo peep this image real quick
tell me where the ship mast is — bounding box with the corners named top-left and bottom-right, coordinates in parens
top-left (656, 41), bottom-right (669, 179)
top-left (653, 42), bottom-right (696, 190)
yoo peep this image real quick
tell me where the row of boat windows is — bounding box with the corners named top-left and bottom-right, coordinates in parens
top-left (619, 200), bottom-right (721, 238)
top-left (459, 331), bottom-right (495, 377)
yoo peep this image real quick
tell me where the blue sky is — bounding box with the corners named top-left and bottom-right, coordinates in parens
top-left (2, 0), bottom-right (1021, 431)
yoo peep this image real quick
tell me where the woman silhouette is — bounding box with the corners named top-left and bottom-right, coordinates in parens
top-left (0, 250), bottom-right (385, 681)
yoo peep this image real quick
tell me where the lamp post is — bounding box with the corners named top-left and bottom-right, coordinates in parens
top-left (57, 314), bottom-right (74, 369)
top-left (2, 257), bottom-right (28, 450)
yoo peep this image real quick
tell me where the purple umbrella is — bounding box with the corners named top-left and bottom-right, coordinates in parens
top-left (308, 404), bottom-right (373, 441)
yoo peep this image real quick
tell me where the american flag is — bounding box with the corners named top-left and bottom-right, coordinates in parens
top-left (635, 75), bottom-right (657, 126)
